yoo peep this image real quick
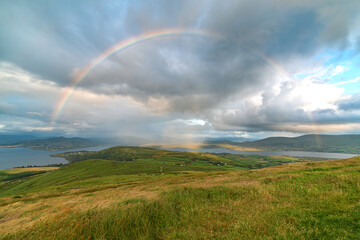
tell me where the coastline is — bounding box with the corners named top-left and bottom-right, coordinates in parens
top-left (0, 145), bottom-right (21, 148)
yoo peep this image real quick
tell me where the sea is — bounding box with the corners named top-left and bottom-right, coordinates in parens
top-left (0, 146), bottom-right (110, 170)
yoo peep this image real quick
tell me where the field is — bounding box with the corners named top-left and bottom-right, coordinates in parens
top-left (1, 167), bottom-right (59, 174)
top-left (0, 147), bottom-right (359, 239)
top-left (0, 167), bottom-right (59, 182)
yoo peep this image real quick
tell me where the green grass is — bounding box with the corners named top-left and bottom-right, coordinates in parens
top-left (1, 147), bottom-right (358, 239)
top-left (0, 171), bottom-right (45, 182)
top-left (0, 167), bottom-right (58, 183)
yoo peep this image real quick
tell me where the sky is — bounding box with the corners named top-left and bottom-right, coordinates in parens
top-left (1, 0), bottom-right (360, 143)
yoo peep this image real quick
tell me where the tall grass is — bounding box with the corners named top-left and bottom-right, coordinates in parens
top-left (5, 170), bottom-right (360, 239)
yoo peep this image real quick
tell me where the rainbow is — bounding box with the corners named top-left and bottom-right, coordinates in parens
top-left (255, 51), bottom-right (324, 144)
top-left (51, 28), bottom-right (222, 125)
top-left (306, 112), bottom-right (323, 147)
top-left (254, 50), bottom-right (290, 80)
top-left (51, 28), bottom-right (292, 126)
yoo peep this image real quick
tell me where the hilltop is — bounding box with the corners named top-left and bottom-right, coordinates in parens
top-left (0, 146), bottom-right (359, 239)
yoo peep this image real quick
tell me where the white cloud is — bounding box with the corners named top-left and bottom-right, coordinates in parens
top-left (334, 76), bottom-right (360, 86)
top-left (290, 78), bottom-right (344, 111)
top-left (329, 65), bottom-right (347, 78)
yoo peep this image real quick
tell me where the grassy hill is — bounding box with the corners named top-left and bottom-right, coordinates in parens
top-left (15, 136), bottom-right (99, 150)
top-left (237, 134), bottom-right (360, 154)
top-left (51, 146), bottom-right (306, 166)
top-left (0, 147), bottom-right (359, 239)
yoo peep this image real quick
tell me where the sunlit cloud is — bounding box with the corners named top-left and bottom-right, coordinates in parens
top-left (334, 77), bottom-right (360, 86)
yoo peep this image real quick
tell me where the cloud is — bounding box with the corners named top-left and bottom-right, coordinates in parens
top-left (1, 0), bottom-right (360, 140)
top-left (338, 95), bottom-right (360, 111)
top-left (205, 75), bottom-right (360, 133)
top-left (334, 77), bottom-right (360, 86)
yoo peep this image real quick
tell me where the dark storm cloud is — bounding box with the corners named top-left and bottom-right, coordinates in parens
top-left (81, 38), bottom-right (267, 113)
top-left (338, 95), bottom-right (360, 111)
top-left (0, 0), bottom-right (134, 84)
top-left (1, 0), bottom-right (354, 86)
top-left (70, 0), bottom-right (358, 116)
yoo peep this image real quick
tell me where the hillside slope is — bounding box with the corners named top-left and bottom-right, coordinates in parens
top-left (0, 147), bottom-right (359, 239)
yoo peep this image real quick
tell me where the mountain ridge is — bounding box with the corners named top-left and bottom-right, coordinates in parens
top-left (235, 134), bottom-right (360, 154)
top-left (15, 136), bottom-right (99, 151)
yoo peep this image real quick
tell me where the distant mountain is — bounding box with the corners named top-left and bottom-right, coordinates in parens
top-left (96, 136), bottom-right (151, 146)
top-left (204, 139), bottom-right (237, 145)
top-left (204, 137), bottom-right (255, 143)
top-left (17, 137), bottom-right (99, 151)
top-left (0, 134), bottom-right (40, 145)
top-left (238, 134), bottom-right (360, 154)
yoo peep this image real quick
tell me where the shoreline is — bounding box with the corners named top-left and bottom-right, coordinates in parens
top-left (0, 145), bottom-right (21, 148)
